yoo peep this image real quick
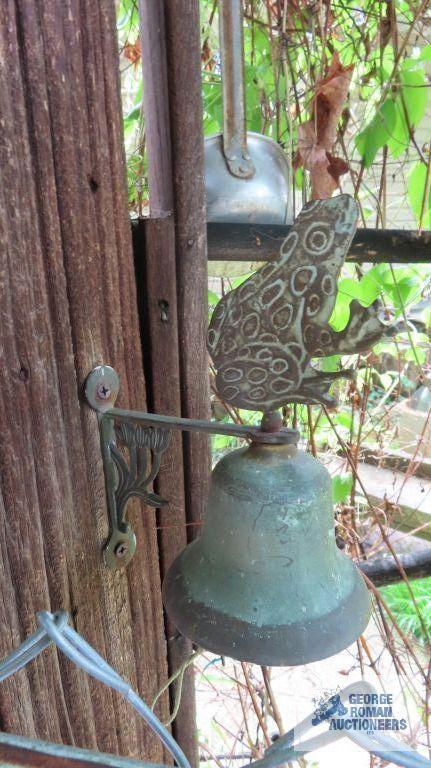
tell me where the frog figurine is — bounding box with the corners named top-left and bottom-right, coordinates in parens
top-left (208, 194), bottom-right (397, 410)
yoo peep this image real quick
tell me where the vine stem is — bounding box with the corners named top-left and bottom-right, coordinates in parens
top-left (323, 406), bottom-right (431, 645)
top-left (241, 662), bottom-right (271, 747)
top-left (419, 139), bottom-right (431, 233)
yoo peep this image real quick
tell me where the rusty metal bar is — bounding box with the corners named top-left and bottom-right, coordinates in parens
top-left (131, 220), bottom-right (431, 264)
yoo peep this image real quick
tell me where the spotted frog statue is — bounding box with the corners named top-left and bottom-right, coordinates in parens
top-left (208, 194), bottom-right (396, 410)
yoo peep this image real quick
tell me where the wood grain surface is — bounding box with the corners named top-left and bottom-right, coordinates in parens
top-left (0, 0), bottom-right (169, 761)
top-left (164, 0), bottom-right (211, 540)
top-left (137, 0), bottom-right (200, 761)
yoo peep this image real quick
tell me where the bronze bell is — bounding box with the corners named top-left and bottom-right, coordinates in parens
top-left (163, 433), bottom-right (370, 666)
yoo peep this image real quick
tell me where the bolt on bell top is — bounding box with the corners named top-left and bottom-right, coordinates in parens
top-left (163, 437), bottom-right (370, 666)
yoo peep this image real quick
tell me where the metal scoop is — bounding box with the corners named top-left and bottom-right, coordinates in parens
top-left (204, 0), bottom-right (292, 224)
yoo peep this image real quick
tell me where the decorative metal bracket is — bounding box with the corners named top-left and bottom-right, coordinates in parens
top-left (85, 366), bottom-right (298, 570)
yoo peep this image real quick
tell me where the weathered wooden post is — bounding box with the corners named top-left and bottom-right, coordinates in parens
top-left (136, 0), bottom-right (210, 764)
top-left (0, 0), bottom-right (169, 760)
top-left (136, 0), bottom-right (198, 762)
top-left (164, 0), bottom-right (211, 541)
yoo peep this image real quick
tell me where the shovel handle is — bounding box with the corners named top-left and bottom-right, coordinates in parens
top-left (219, 0), bottom-right (255, 178)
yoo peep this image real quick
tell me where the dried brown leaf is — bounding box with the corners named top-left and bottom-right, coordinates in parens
top-left (123, 40), bottom-right (141, 67)
top-left (296, 52), bottom-right (354, 199)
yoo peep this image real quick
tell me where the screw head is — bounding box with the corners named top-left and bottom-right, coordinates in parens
top-left (97, 383), bottom-right (112, 400)
top-left (85, 366), bottom-right (120, 413)
top-left (114, 541), bottom-right (129, 559)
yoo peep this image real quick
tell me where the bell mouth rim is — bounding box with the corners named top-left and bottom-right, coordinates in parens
top-left (162, 558), bottom-right (371, 666)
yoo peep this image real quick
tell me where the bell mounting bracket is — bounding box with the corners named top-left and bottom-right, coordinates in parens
top-left (85, 366), bottom-right (298, 570)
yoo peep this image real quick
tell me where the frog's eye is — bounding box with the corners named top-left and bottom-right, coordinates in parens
top-left (377, 306), bottom-right (396, 326)
top-left (304, 222), bottom-right (334, 256)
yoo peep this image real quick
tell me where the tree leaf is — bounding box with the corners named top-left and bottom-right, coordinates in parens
top-left (321, 354), bottom-right (342, 372)
top-left (387, 68), bottom-right (428, 159)
top-left (387, 100), bottom-right (410, 158)
top-left (124, 105), bottom-right (141, 125)
top-left (332, 474), bottom-right (353, 505)
top-left (329, 269), bottom-right (385, 332)
top-left (408, 161), bottom-right (431, 229)
top-left (208, 289), bottom-right (220, 307)
top-left (355, 99), bottom-right (397, 167)
top-left (419, 44), bottom-right (431, 61)
top-left (356, 269), bottom-right (381, 305)
top-left (399, 66), bottom-right (428, 127)
top-left (329, 280), bottom-right (356, 331)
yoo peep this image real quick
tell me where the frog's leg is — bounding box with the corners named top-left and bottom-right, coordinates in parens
top-left (326, 299), bottom-right (398, 355)
top-left (287, 367), bottom-right (355, 407)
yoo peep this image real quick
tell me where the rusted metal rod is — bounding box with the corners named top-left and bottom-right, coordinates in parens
top-left (132, 220), bottom-right (431, 264)
top-left (206, 222), bottom-right (431, 263)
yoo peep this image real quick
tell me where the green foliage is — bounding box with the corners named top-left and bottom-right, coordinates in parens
top-left (119, 0), bottom-right (431, 227)
top-left (117, 0), bottom-right (139, 31)
top-left (355, 100), bottom-right (397, 168)
top-left (409, 161), bottom-right (431, 229)
top-left (208, 289), bottom-right (220, 309)
top-left (380, 578), bottom-right (431, 644)
top-left (330, 263), bottom-right (428, 332)
top-left (202, 78), bottom-right (223, 134)
top-left (356, 54), bottom-right (429, 166)
top-left (211, 433), bottom-right (237, 456)
top-left (332, 474), bottom-right (353, 504)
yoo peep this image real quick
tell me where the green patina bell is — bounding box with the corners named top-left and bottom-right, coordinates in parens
top-left (163, 435), bottom-right (370, 666)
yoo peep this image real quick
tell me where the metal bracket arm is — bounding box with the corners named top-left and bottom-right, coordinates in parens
top-left (85, 366), bottom-right (297, 570)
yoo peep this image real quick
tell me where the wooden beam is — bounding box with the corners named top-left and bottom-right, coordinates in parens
top-left (0, 0), bottom-right (168, 760)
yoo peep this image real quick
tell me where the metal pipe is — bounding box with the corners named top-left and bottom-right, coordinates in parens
top-left (219, 0), bottom-right (254, 178)
top-left (104, 409), bottom-right (299, 444)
